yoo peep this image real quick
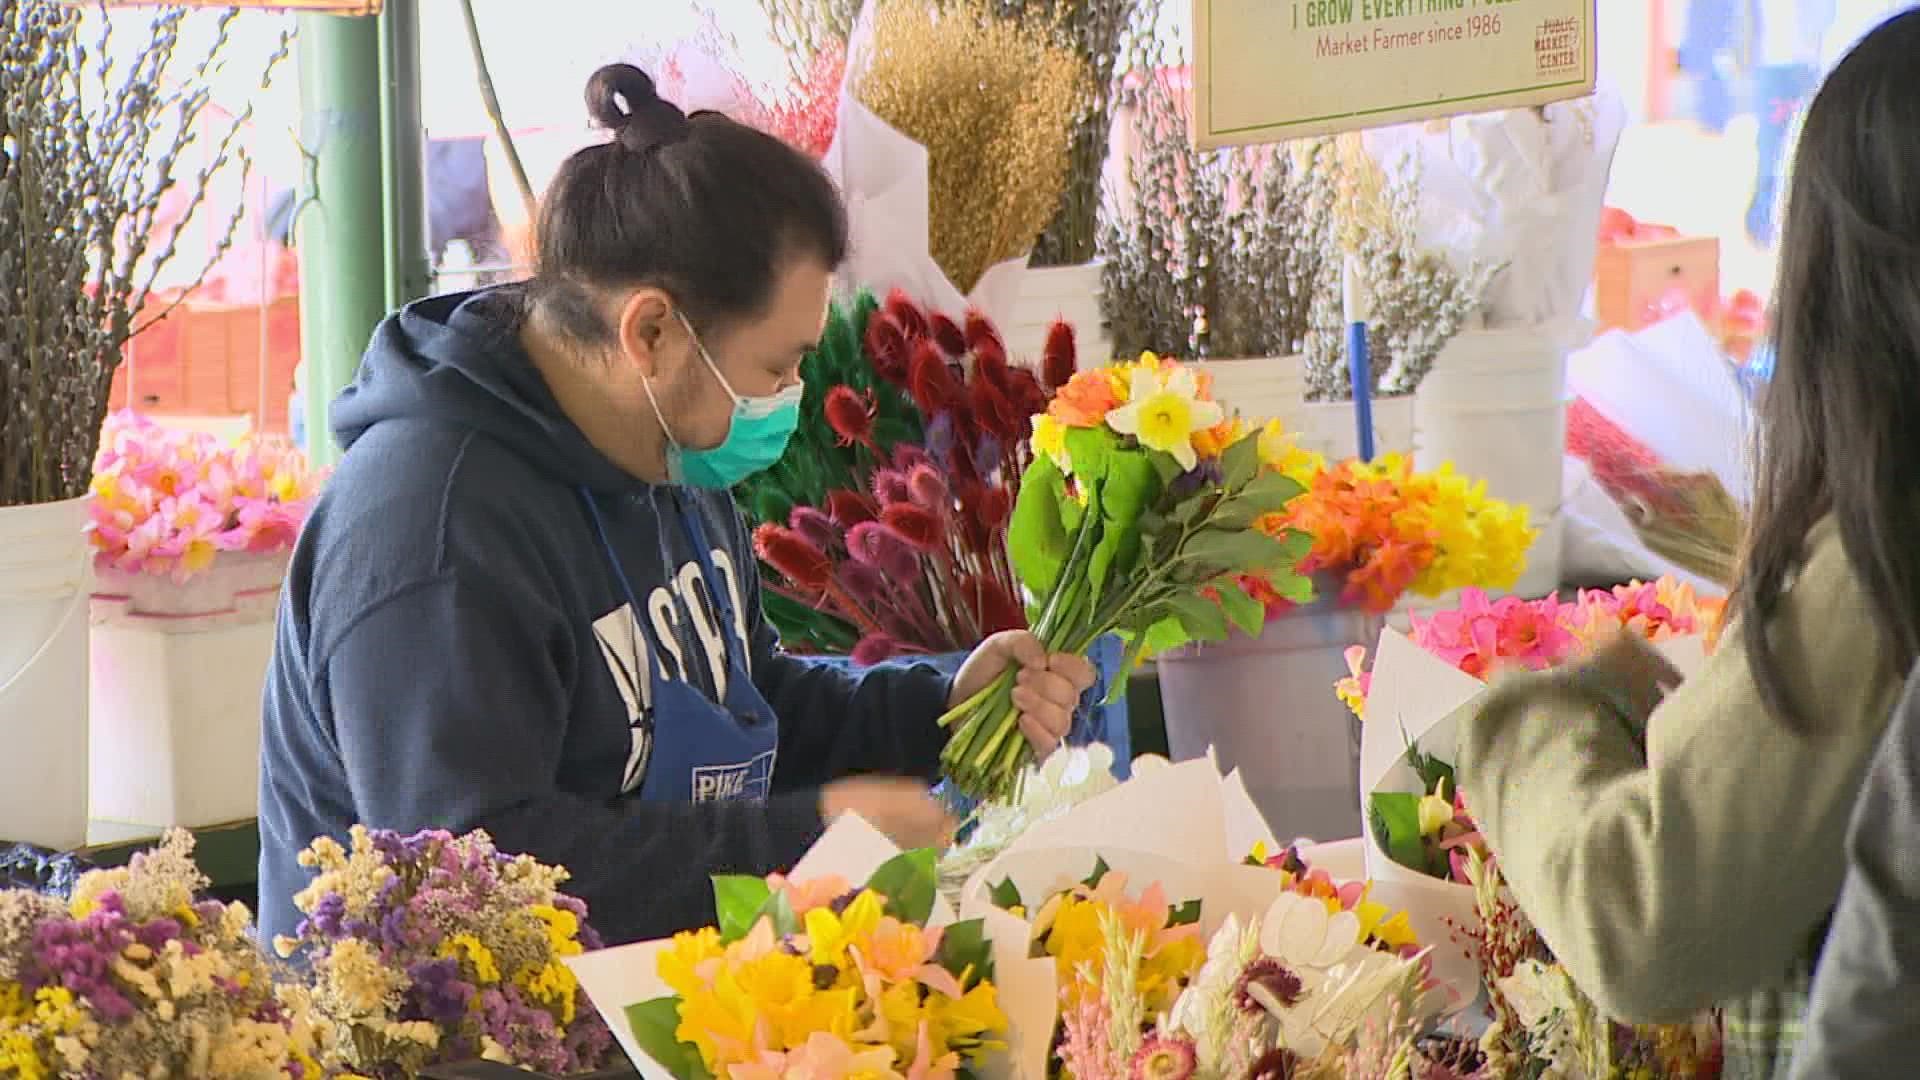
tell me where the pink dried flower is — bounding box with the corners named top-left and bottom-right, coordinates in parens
top-left (906, 464), bottom-right (950, 512)
top-left (789, 506), bottom-right (841, 553)
top-left (846, 521), bottom-right (921, 582)
top-left (852, 633), bottom-right (899, 665)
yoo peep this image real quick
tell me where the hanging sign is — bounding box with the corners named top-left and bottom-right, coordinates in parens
top-left (1192, 0), bottom-right (1597, 148)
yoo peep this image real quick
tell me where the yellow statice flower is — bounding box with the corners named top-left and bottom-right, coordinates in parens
top-left (530, 904), bottom-right (585, 959)
top-left (438, 933), bottom-right (502, 985)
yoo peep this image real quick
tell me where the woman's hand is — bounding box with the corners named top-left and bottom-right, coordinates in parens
top-left (1581, 630), bottom-right (1685, 725)
top-left (820, 777), bottom-right (957, 850)
top-left (951, 630), bottom-right (1098, 760)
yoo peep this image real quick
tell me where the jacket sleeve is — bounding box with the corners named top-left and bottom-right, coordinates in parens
top-left (1789, 665), bottom-right (1920, 1080)
top-left (317, 573), bottom-right (827, 946)
top-left (1456, 522), bottom-right (1899, 1023)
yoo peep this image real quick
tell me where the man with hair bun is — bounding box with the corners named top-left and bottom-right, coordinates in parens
top-left (256, 64), bottom-right (1094, 946)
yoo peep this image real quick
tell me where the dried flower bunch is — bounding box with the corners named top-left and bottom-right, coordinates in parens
top-left (853, 0), bottom-right (1086, 294)
top-left (276, 826), bottom-right (616, 1078)
top-left (1299, 135), bottom-right (1497, 401)
top-left (1100, 53), bottom-right (1492, 401)
top-left (1099, 51), bottom-right (1330, 361)
top-left (0, 830), bottom-right (317, 1078)
top-left (756, 0), bottom-right (863, 78)
top-left (738, 291), bottom-right (1068, 660)
top-left (981, 0), bottom-right (1161, 266)
top-left (0, 1), bottom-right (284, 507)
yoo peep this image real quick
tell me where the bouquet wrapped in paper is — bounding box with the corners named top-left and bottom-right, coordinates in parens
top-left (826, 0), bottom-right (1084, 330)
top-left (1346, 582), bottom-right (1719, 1009)
top-left (954, 758), bottom-right (1446, 1074)
top-left (1363, 89), bottom-right (1629, 329)
top-left (567, 815), bottom-right (1055, 1079)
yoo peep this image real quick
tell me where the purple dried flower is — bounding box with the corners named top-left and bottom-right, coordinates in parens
top-left (845, 522), bottom-right (920, 581)
top-left (305, 891), bottom-right (349, 938)
top-left (789, 506), bottom-right (840, 552)
top-left (871, 468), bottom-right (911, 506)
top-left (408, 957), bottom-right (477, 1024)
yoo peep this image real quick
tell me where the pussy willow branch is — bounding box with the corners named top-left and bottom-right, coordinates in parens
top-left (0, 0), bottom-right (285, 506)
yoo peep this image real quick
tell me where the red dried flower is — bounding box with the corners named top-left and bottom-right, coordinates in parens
top-left (1042, 320), bottom-right (1078, 390)
top-left (753, 523), bottom-right (831, 591)
top-left (969, 375), bottom-right (1019, 441)
top-left (824, 489), bottom-right (875, 527)
top-left (964, 309), bottom-right (1003, 357)
top-left (929, 313), bottom-right (967, 358)
top-left (788, 506), bottom-right (840, 552)
top-left (871, 468), bottom-right (911, 506)
top-left (975, 487), bottom-right (1012, 531)
top-left (1235, 958), bottom-right (1304, 1013)
top-left (846, 521), bottom-right (920, 580)
top-left (892, 444), bottom-right (930, 471)
top-left (836, 561), bottom-right (888, 607)
top-left (864, 315), bottom-right (910, 384)
top-left (1006, 367), bottom-right (1048, 424)
top-left (884, 289), bottom-right (929, 342)
top-left (964, 575), bottom-right (1025, 636)
top-left (881, 502), bottom-right (944, 552)
top-left (823, 386), bottom-right (877, 448)
top-left (907, 341), bottom-right (962, 414)
top-left (852, 633), bottom-right (898, 666)
top-left (972, 334), bottom-right (1013, 393)
top-left (906, 463), bottom-right (949, 511)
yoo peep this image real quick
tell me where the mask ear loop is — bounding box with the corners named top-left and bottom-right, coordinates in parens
top-left (675, 309), bottom-right (742, 406)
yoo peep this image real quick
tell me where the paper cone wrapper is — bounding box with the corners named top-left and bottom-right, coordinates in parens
top-left (569, 814), bottom-right (1009, 1078)
top-left (1357, 627), bottom-right (1711, 1009)
top-left (1001, 752), bottom-right (1278, 867)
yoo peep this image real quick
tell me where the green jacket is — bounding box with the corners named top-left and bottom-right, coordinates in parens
top-left (1457, 519), bottom-right (1900, 1079)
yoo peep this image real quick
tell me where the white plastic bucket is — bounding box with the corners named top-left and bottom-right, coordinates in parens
top-left (1415, 325), bottom-right (1583, 598)
top-left (89, 552), bottom-right (287, 829)
top-left (1004, 260), bottom-right (1112, 367)
top-left (0, 496), bottom-right (93, 850)
top-left (1202, 355), bottom-right (1416, 462)
top-left (1157, 600), bottom-right (1382, 843)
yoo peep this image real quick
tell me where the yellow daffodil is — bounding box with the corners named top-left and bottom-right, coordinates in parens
top-left (1030, 413), bottom-right (1071, 473)
top-left (1418, 778), bottom-right (1455, 838)
top-left (923, 980), bottom-right (1008, 1057)
top-left (804, 889), bottom-right (885, 967)
top-left (656, 926), bottom-right (725, 998)
top-left (1105, 366), bottom-right (1223, 471)
top-left (1257, 419), bottom-right (1326, 488)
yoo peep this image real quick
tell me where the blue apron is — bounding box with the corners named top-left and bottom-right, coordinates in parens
top-left (579, 489), bottom-right (780, 803)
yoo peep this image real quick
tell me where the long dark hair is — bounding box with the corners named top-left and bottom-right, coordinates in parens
top-left (1735, 10), bottom-right (1920, 731)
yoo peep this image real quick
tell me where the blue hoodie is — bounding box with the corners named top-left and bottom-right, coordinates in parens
top-left (258, 288), bottom-right (953, 946)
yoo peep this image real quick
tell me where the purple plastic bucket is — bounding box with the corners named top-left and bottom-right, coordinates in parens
top-left (1157, 597), bottom-right (1381, 843)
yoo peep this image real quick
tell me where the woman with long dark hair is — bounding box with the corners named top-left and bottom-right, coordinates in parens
top-left (1456, 12), bottom-right (1920, 1077)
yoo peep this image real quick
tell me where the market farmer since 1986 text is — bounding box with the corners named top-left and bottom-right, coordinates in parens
top-left (1297, 0), bottom-right (1524, 58)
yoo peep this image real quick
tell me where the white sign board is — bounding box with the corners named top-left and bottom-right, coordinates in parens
top-left (1192, 0), bottom-right (1598, 148)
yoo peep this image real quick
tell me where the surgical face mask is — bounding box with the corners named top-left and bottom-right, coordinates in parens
top-left (641, 311), bottom-right (803, 489)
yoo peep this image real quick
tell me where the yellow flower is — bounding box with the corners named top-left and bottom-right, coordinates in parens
top-left (517, 961), bottom-right (581, 1023)
top-left (530, 904), bottom-right (584, 959)
top-left (1105, 365), bottom-right (1223, 471)
top-left (804, 889), bottom-right (885, 967)
top-left (1192, 416), bottom-right (1249, 462)
top-left (657, 927), bottom-right (725, 998)
top-left (1138, 935), bottom-right (1206, 1015)
top-left (1030, 413), bottom-right (1071, 472)
top-left (1257, 419), bottom-right (1326, 488)
top-left (1346, 884), bottom-right (1421, 951)
top-left (924, 981), bottom-right (1008, 1059)
top-left (1417, 778), bottom-right (1454, 838)
top-left (438, 933), bottom-right (502, 986)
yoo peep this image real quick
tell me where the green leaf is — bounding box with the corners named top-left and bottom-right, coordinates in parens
top-left (1007, 456), bottom-right (1072, 598)
top-left (1220, 430), bottom-right (1262, 489)
top-left (1210, 472), bottom-right (1306, 530)
top-left (1064, 426), bottom-right (1119, 486)
top-left (1081, 856), bottom-right (1113, 889)
top-left (1176, 528), bottom-right (1299, 583)
top-left (1168, 899), bottom-right (1203, 927)
top-left (712, 875), bottom-right (774, 942)
top-left (1165, 591), bottom-right (1231, 644)
top-left (746, 890), bottom-right (800, 940)
top-left (989, 876), bottom-right (1024, 912)
top-left (1404, 740), bottom-right (1457, 796)
top-left (1100, 632), bottom-right (1153, 705)
top-left (1150, 450), bottom-right (1185, 487)
top-left (1369, 793), bottom-right (1429, 876)
top-left (866, 849), bottom-right (938, 924)
top-left (937, 918), bottom-right (997, 984)
top-left (1087, 450), bottom-right (1163, 596)
top-left (1214, 579), bottom-right (1268, 639)
top-left (1136, 614), bottom-right (1192, 657)
top-left (625, 997), bottom-right (713, 1080)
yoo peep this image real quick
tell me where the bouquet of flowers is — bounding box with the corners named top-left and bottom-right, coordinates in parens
top-left (1036, 868), bottom-right (1435, 1076)
top-left (87, 410), bottom-right (323, 581)
top-left (1567, 397), bottom-right (1745, 587)
top-left (1459, 851), bottom-right (1724, 1080)
top-left (739, 290), bottom-right (1068, 661)
top-left (566, 815), bottom-right (1054, 1078)
top-left (750, 41), bottom-right (844, 158)
top-left (0, 830), bottom-right (316, 1078)
top-left (1249, 450), bottom-right (1539, 616)
top-left (939, 351), bottom-right (1315, 801)
top-left (273, 827), bottom-right (615, 1077)
top-left (937, 742), bottom-right (1123, 905)
top-left (1246, 843), bottom-right (1422, 960)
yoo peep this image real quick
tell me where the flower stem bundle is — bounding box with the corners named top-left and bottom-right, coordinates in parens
top-left (939, 353), bottom-right (1313, 801)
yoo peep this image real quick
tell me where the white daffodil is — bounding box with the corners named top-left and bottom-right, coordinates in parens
top-left (1259, 891), bottom-right (1368, 971)
top-left (1104, 366), bottom-right (1223, 472)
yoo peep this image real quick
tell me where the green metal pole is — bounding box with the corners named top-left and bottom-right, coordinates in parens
top-left (379, 0), bottom-right (431, 311)
top-left (295, 12), bottom-right (386, 467)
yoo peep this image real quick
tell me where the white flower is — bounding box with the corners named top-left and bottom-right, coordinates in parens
top-left (1167, 914), bottom-right (1264, 1071)
top-left (1258, 892), bottom-right (1366, 970)
top-left (939, 745), bottom-right (1121, 895)
top-left (1104, 366), bottom-right (1223, 471)
top-left (1495, 959), bottom-right (1587, 1078)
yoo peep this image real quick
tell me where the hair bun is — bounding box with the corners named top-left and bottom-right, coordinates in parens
top-left (584, 63), bottom-right (688, 151)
